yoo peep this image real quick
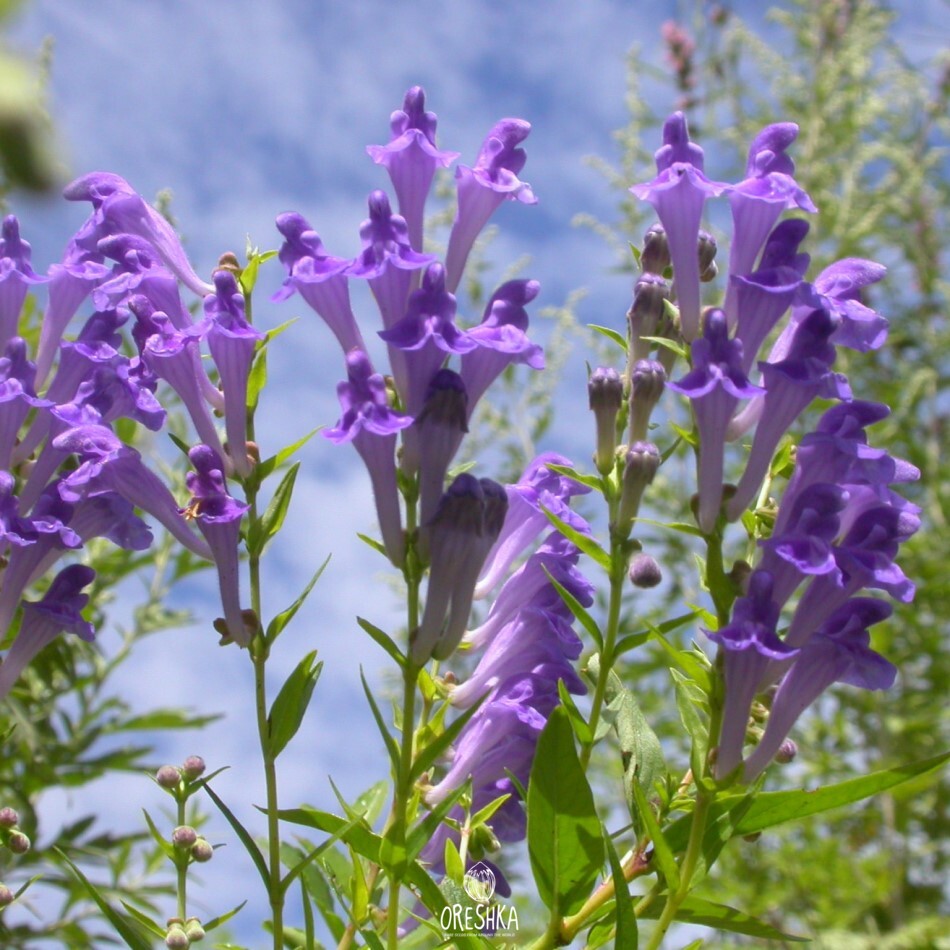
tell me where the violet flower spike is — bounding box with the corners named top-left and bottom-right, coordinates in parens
top-left (810, 257), bottom-right (889, 352)
top-left (630, 113), bottom-right (726, 341)
top-left (444, 118), bottom-right (538, 293)
top-left (324, 349), bottom-right (412, 567)
top-left (273, 212), bottom-right (366, 355)
top-left (185, 445), bottom-right (253, 647)
top-left (0, 216), bottom-right (46, 350)
top-left (668, 309), bottom-right (763, 534)
top-left (460, 278), bottom-right (544, 413)
top-left (366, 86), bottom-right (460, 252)
top-left (202, 270), bottom-right (265, 478)
top-left (0, 338), bottom-right (50, 470)
top-left (0, 564), bottom-right (96, 700)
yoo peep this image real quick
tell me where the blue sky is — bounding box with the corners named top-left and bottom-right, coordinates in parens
top-left (4, 0), bottom-right (948, 943)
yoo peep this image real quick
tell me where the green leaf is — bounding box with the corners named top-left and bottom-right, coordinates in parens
top-left (588, 323), bottom-right (629, 352)
top-left (201, 781), bottom-right (270, 888)
top-left (360, 668), bottom-right (400, 773)
top-left (406, 781), bottom-right (469, 862)
top-left (55, 850), bottom-right (154, 950)
top-left (671, 669), bottom-right (709, 780)
top-left (544, 564), bottom-right (604, 652)
top-left (140, 808), bottom-right (176, 861)
top-left (357, 616), bottom-right (406, 669)
top-left (545, 461), bottom-right (605, 494)
top-left (443, 836), bottom-right (464, 883)
top-left (117, 902), bottom-right (167, 940)
top-left (247, 461), bottom-right (300, 557)
top-left (557, 678), bottom-right (594, 745)
top-left (604, 831), bottom-right (637, 949)
top-left (409, 697), bottom-right (485, 784)
top-left (249, 427), bottom-right (320, 492)
top-left (527, 706), bottom-right (605, 917)
top-left (639, 895), bottom-right (807, 941)
top-left (265, 556), bottom-right (330, 644)
top-left (649, 625), bottom-right (713, 694)
top-left (539, 504), bottom-right (611, 572)
top-left (268, 650), bottom-right (323, 757)
top-left (630, 778), bottom-right (679, 891)
top-left (202, 900), bottom-right (248, 932)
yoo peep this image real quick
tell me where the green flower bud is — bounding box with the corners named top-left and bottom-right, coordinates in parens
top-left (181, 756), bottom-right (206, 781)
top-left (7, 831), bottom-right (30, 854)
top-left (156, 765), bottom-right (181, 789)
top-left (191, 837), bottom-right (214, 863)
top-left (172, 825), bottom-right (198, 848)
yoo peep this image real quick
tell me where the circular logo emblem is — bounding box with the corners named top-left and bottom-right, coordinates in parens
top-left (462, 862), bottom-right (496, 903)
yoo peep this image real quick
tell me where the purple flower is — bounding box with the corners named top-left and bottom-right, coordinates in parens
top-left (53, 424), bottom-right (211, 559)
top-left (410, 475), bottom-right (508, 665)
top-left (460, 279), bottom-right (544, 412)
top-left (629, 359), bottom-right (667, 445)
top-left (668, 309), bottom-right (762, 533)
top-left (630, 113), bottom-right (726, 341)
top-left (444, 119), bottom-right (537, 293)
top-left (0, 216), bottom-right (45, 349)
top-left (201, 270), bottom-right (265, 478)
top-left (51, 363), bottom-right (166, 434)
top-left (0, 564), bottom-right (96, 700)
top-left (615, 441), bottom-right (660, 538)
top-left (184, 445), bottom-right (253, 647)
top-left (325, 349), bottom-right (412, 567)
top-left (273, 212), bottom-right (366, 355)
top-left (0, 338), bottom-right (49, 469)
top-left (0, 471), bottom-right (38, 550)
top-left (743, 598), bottom-right (896, 781)
top-left (589, 367), bottom-right (624, 475)
top-left (806, 258), bottom-right (889, 352)
top-left (378, 262), bottom-right (474, 419)
top-left (63, 172), bottom-right (213, 297)
top-left (366, 86), bottom-right (460, 252)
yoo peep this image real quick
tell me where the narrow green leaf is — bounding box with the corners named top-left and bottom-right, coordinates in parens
top-left (268, 650), bottom-right (322, 757)
top-left (649, 626), bottom-right (713, 693)
top-left (639, 895), bottom-right (807, 941)
top-left (265, 555), bottom-right (330, 644)
top-left (557, 678), bottom-right (594, 745)
top-left (55, 849), bottom-right (153, 950)
top-left (527, 706), bottom-right (605, 917)
top-left (604, 831), bottom-right (637, 949)
top-left (360, 667), bottom-right (400, 773)
top-left (469, 791), bottom-right (513, 829)
top-left (250, 427), bottom-right (320, 491)
top-left (247, 462), bottom-right (300, 556)
top-left (299, 877), bottom-right (316, 950)
top-left (409, 697), bottom-right (485, 784)
top-left (671, 669), bottom-right (709, 779)
top-left (545, 461), bottom-right (605, 494)
top-left (357, 616), bottom-right (406, 669)
top-left (118, 901), bottom-right (167, 939)
top-left (539, 504), bottom-right (611, 572)
top-left (140, 808), bottom-right (176, 861)
top-left (544, 565), bottom-right (604, 652)
top-left (202, 900), bottom-right (248, 932)
top-left (629, 779), bottom-right (679, 891)
top-left (247, 341), bottom-right (268, 412)
top-left (356, 532), bottom-right (387, 557)
top-left (406, 781), bottom-right (468, 862)
top-left (588, 323), bottom-right (629, 352)
top-left (201, 782), bottom-right (270, 888)
top-left (444, 836), bottom-right (464, 883)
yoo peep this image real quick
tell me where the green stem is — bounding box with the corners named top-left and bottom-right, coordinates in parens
top-left (176, 794), bottom-right (187, 921)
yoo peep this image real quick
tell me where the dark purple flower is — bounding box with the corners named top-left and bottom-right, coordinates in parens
top-left (366, 86), bottom-right (460, 252)
top-left (589, 366), bottom-right (624, 475)
top-left (0, 471), bottom-right (38, 550)
top-left (629, 272), bottom-right (672, 362)
top-left (460, 279), bottom-right (544, 412)
top-left (52, 363), bottom-right (166, 434)
top-left (184, 445), bottom-right (253, 647)
top-left (630, 113), bottom-right (726, 340)
top-left (808, 258), bottom-right (889, 352)
top-left (444, 119), bottom-right (537, 293)
top-left (0, 564), bottom-right (96, 700)
top-left (629, 359), bottom-right (667, 444)
top-left (273, 212), bottom-right (365, 355)
top-left (325, 349), bottom-right (412, 567)
top-left (615, 441), bottom-right (660, 538)
top-left (668, 309), bottom-right (762, 533)
top-left (0, 216), bottom-right (46, 349)
top-left (743, 598), bottom-right (895, 781)
top-left (0, 338), bottom-right (49, 469)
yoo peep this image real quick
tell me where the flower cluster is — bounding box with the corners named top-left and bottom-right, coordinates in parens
top-left (626, 113), bottom-right (917, 780)
top-left (276, 86), bottom-right (544, 659)
top-left (0, 175), bottom-right (259, 696)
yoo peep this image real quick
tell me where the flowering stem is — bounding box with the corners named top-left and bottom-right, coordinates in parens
top-left (175, 794), bottom-right (187, 921)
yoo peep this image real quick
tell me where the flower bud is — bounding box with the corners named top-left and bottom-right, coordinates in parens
top-left (615, 442), bottom-right (660, 538)
top-left (629, 359), bottom-right (666, 443)
top-left (191, 837), bottom-right (214, 863)
top-left (181, 756), bottom-right (206, 781)
top-left (588, 367), bottom-right (623, 475)
top-left (628, 273), bottom-right (670, 361)
top-left (165, 922), bottom-right (190, 950)
top-left (156, 765), bottom-right (181, 789)
top-left (7, 831), bottom-right (29, 854)
top-left (629, 552), bottom-right (662, 588)
top-left (0, 807), bottom-right (18, 829)
top-left (172, 825), bottom-right (198, 848)
top-left (0, 883), bottom-right (14, 906)
top-left (184, 918), bottom-right (206, 942)
top-left (775, 738), bottom-right (798, 764)
top-left (640, 223), bottom-right (670, 275)
top-left (697, 229), bottom-right (717, 281)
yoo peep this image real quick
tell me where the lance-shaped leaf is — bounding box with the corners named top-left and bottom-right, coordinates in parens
top-left (268, 650), bottom-right (323, 757)
top-left (246, 461), bottom-right (299, 556)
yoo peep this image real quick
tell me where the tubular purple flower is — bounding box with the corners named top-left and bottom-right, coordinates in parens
top-left (727, 308), bottom-right (852, 521)
top-left (378, 262), bottom-right (474, 418)
top-left (722, 122), bottom-right (815, 322)
top-left (0, 471), bottom-right (38, 550)
top-left (184, 445), bottom-right (253, 647)
top-left (668, 309), bottom-right (762, 533)
top-left (366, 86), bottom-right (460, 251)
top-left (460, 278), bottom-right (544, 412)
top-left (410, 475), bottom-right (507, 665)
top-left (0, 564), bottom-right (96, 700)
top-left (630, 113), bottom-right (726, 341)
top-left (615, 441), bottom-right (660, 538)
top-left (589, 367), bottom-right (624, 475)
top-left (324, 349), bottom-right (412, 567)
top-left (474, 453), bottom-right (591, 599)
top-left (202, 270), bottom-right (264, 478)
top-left (273, 212), bottom-right (366, 355)
top-left (0, 216), bottom-right (45, 349)
top-left (629, 359), bottom-right (667, 443)
top-left (743, 598), bottom-right (895, 781)
top-left (629, 272), bottom-right (672, 362)
top-left (706, 570), bottom-right (795, 778)
top-left (63, 172), bottom-right (213, 297)
top-left (444, 118), bottom-right (538, 293)
top-left (808, 257), bottom-right (888, 352)
top-left (0, 338), bottom-right (49, 470)
top-left (53, 424), bottom-right (211, 559)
